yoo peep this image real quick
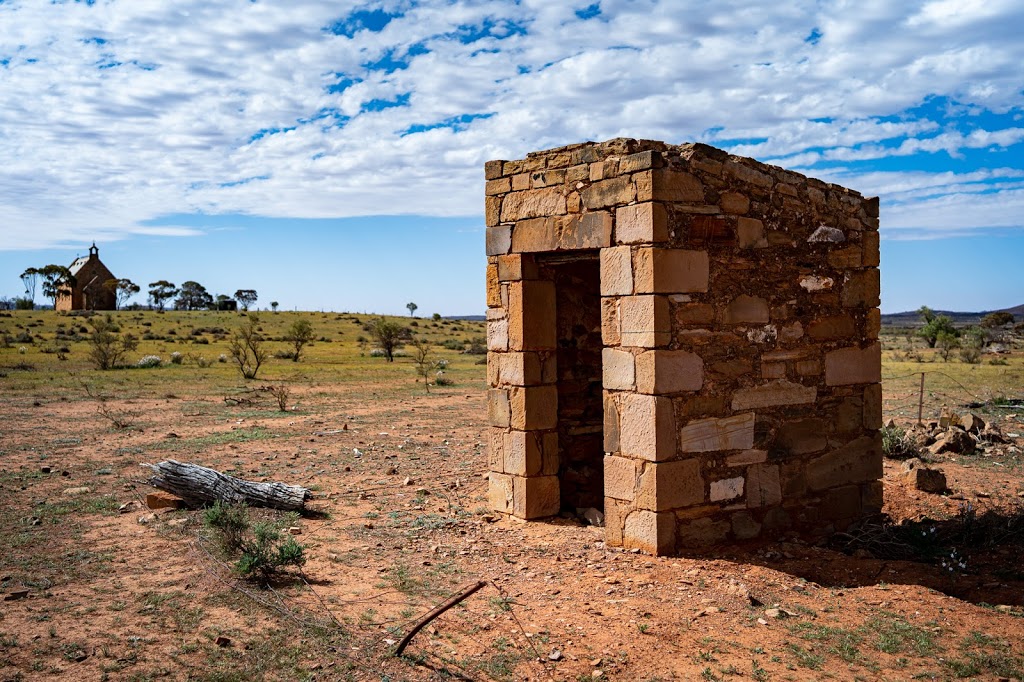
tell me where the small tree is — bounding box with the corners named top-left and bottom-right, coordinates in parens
top-left (271, 301), bottom-right (279, 312)
top-left (87, 314), bottom-right (139, 370)
top-left (20, 267), bottom-right (39, 307)
top-left (175, 281), bottom-right (213, 310)
top-left (406, 302), bottom-right (418, 317)
top-left (105, 278), bottom-right (140, 310)
top-left (936, 330), bottom-right (959, 361)
top-left (917, 306), bottom-right (935, 324)
top-left (918, 314), bottom-right (957, 348)
top-left (980, 311), bottom-right (1014, 328)
top-left (284, 319), bottom-right (314, 362)
top-left (148, 280), bottom-right (178, 311)
top-left (235, 289), bottom-right (258, 311)
top-left (40, 265), bottom-right (75, 308)
top-left (229, 313), bottom-right (269, 379)
top-left (369, 317), bottom-right (410, 362)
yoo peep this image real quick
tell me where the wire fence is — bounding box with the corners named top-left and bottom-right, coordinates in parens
top-left (882, 368), bottom-right (1023, 425)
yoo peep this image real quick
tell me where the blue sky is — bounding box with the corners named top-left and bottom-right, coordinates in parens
top-left (1, 0), bottom-right (1023, 314)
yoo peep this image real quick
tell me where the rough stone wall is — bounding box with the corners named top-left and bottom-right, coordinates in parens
top-left (485, 138), bottom-right (882, 555)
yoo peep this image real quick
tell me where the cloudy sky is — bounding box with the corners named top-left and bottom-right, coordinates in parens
top-left (1, 0), bottom-right (1023, 314)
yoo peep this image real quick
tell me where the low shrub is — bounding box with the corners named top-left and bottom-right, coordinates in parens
top-left (137, 355), bottom-right (162, 368)
top-left (881, 425), bottom-right (918, 460)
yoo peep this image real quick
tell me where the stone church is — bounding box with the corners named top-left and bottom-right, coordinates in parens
top-left (55, 243), bottom-right (117, 312)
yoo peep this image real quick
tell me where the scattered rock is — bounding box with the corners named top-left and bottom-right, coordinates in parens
top-left (3, 590), bottom-right (29, 601)
top-left (118, 501), bottom-right (137, 514)
top-left (166, 518), bottom-right (189, 527)
top-left (548, 649), bottom-right (563, 661)
top-left (807, 225), bottom-right (845, 243)
top-left (580, 507), bottom-right (605, 527)
top-left (138, 513), bottom-right (157, 525)
top-left (214, 636), bottom-right (232, 647)
top-left (928, 429), bottom-right (975, 455)
top-left (901, 459), bottom-right (947, 493)
top-left (146, 491), bottom-right (185, 510)
top-left (403, 477), bottom-right (413, 486)
top-left (884, 418), bottom-right (896, 429)
top-left (39, 466), bottom-right (51, 474)
top-left (62, 486), bottom-right (91, 496)
top-left (287, 526), bottom-right (302, 535)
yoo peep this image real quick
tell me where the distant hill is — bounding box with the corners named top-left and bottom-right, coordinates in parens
top-left (882, 304), bottom-right (1023, 328)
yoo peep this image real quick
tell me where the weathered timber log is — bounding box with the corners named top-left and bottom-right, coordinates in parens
top-left (141, 459), bottom-right (310, 511)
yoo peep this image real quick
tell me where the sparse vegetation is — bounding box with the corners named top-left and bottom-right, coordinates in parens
top-left (228, 313), bottom-right (268, 379)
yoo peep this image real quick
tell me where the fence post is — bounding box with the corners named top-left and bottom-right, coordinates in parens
top-left (917, 372), bottom-right (925, 427)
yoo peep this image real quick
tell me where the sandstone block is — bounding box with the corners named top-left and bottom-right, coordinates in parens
top-left (618, 393), bottom-right (676, 461)
top-left (731, 380), bottom-right (816, 410)
top-left (841, 269), bottom-right (880, 308)
top-left (488, 472), bottom-right (514, 514)
top-left (486, 225), bottom-right (512, 256)
top-left (746, 464), bottom-right (782, 508)
top-left (619, 295), bottom-right (671, 347)
top-left (724, 295), bottom-right (769, 324)
top-left (484, 159), bottom-right (504, 180)
top-left (677, 516), bottom-right (729, 547)
top-left (498, 352), bottom-right (549, 386)
top-left (635, 169), bottom-right (704, 203)
top-left (866, 308), bottom-right (881, 339)
top-left (635, 350), bottom-right (703, 394)
top-left (560, 211), bottom-right (612, 250)
top-left (602, 348), bottom-right (635, 391)
top-left (675, 303), bottom-right (715, 325)
top-left (828, 246), bottom-right (863, 269)
top-left (862, 480), bottom-right (884, 514)
top-left (487, 316), bottom-right (509, 352)
top-left (601, 297), bottom-right (621, 345)
top-left (488, 427), bottom-right (504, 471)
top-left (776, 418), bottom-right (828, 454)
top-left (503, 430), bottom-right (547, 476)
top-left (604, 393), bottom-right (620, 452)
top-left (603, 497), bottom-right (627, 546)
top-left (582, 175), bottom-right (635, 209)
top-left (511, 217), bottom-right (557, 253)
top-left (619, 150), bottom-right (659, 173)
top-left (497, 254), bottom-right (538, 282)
top-left (725, 160), bottom-right (772, 189)
top-left (487, 389), bottom-right (511, 427)
top-left (501, 188), bottom-right (567, 222)
top-left (633, 248), bottom-right (710, 294)
top-left (615, 203), bottom-right (669, 244)
top-left (806, 434), bottom-right (883, 491)
top-left (820, 484), bottom-right (861, 522)
top-left (710, 476), bottom-right (744, 502)
top-left (862, 231), bottom-right (880, 266)
top-left (486, 264), bottom-right (501, 308)
top-left (509, 280), bottom-right (557, 350)
top-left (485, 196), bottom-right (501, 227)
top-left (863, 383), bottom-right (882, 430)
top-left (761, 362), bottom-right (786, 379)
top-left (679, 412), bottom-right (755, 452)
top-left (824, 342), bottom-right (881, 386)
top-left (600, 246), bottom-right (633, 296)
top-left (720, 191), bottom-right (749, 215)
top-left (513, 475), bottom-right (560, 518)
top-left (604, 454), bottom-right (640, 501)
top-left (511, 172), bottom-right (530, 191)
top-left (623, 510), bottom-right (676, 555)
top-left (510, 385), bottom-right (558, 430)
top-left (726, 449), bottom-right (767, 466)
top-left (807, 315), bottom-right (855, 340)
top-left (736, 217), bottom-right (768, 248)
top-left (731, 511), bottom-right (762, 539)
top-left (635, 458), bottom-right (704, 510)
top-left (485, 177), bottom-right (510, 196)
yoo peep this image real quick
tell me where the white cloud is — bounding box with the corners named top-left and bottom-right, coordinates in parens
top-left (1, 0), bottom-right (1023, 248)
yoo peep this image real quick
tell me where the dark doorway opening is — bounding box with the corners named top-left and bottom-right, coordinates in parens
top-left (538, 253), bottom-right (604, 512)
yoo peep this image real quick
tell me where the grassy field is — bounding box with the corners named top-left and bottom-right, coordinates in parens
top-left (1, 309), bottom-right (1022, 681)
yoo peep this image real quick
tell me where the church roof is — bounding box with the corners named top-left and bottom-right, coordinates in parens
top-left (68, 256), bottom-right (91, 276)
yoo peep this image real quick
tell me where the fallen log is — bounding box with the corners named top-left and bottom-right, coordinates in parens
top-left (141, 459), bottom-right (310, 511)
top-left (394, 580), bottom-right (487, 657)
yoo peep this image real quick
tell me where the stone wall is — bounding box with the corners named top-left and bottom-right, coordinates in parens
top-left (485, 138), bottom-right (881, 555)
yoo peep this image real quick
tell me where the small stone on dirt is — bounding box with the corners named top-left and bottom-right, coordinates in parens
top-left (548, 649), bottom-right (563, 661)
top-left (146, 491), bottom-right (185, 510)
top-left (901, 459), bottom-right (947, 493)
top-left (287, 526), bottom-right (302, 535)
top-left (3, 590), bottom-right (29, 601)
top-left (62, 486), bottom-right (91, 496)
top-left (215, 636), bottom-right (232, 647)
top-left (928, 429), bottom-right (975, 455)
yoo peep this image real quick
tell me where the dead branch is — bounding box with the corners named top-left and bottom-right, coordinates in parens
top-left (394, 580), bottom-right (486, 657)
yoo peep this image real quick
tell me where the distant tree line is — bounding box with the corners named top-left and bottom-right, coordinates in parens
top-left (7, 266), bottom-right (263, 312)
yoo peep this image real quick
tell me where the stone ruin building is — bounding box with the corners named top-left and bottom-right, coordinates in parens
top-left (56, 242), bottom-right (117, 312)
top-left (484, 138), bottom-right (881, 555)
